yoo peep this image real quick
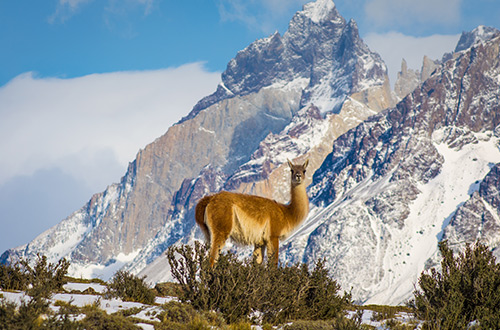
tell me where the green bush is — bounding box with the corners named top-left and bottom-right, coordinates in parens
top-left (166, 242), bottom-right (351, 325)
top-left (155, 281), bottom-right (183, 298)
top-left (284, 320), bottom-right (335, 330)
top-left (283, 313), bottom-right (365, 330)
top-left (1, 254), bottom-right (69, 296)
top-left (80, 307), bottom-right (140, 330)
top-left (410, 240), bottom-right (500, 329)
top-left (158, 300), bottom-right (226, 329)
top-left (20, 254), bottom-right (70, 299)
top-left (106, 270), bottom-right (156, 304)
top-left (162, 301), bottom-right (198, 323)
top-left (0, 295), bottom-right (53, 329)
top-left (0, 254), bottom-right (72, 329)
top-left (0, 262), bottom-right (28, 291)
top-left (0, 298), bottom-right (21, 329)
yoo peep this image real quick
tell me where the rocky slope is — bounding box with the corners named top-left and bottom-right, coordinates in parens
top-left (280, 30), bottom-right (500, 304)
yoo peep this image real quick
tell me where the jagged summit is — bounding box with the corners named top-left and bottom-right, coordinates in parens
top-left (183, 0), bottom-right (388, 121)
top-left (394, 25), bottom-right (500, 100)
top-left (301, 0), bottom-right (338, 24)
top-left (454, 25), bottom-right (500, 52)
top-left (393, 56), bottom-right (439, 100)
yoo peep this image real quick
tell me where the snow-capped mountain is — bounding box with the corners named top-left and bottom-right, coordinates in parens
top-left (3, 0), bottom-right (500, 306)
top-left (280, 29), bottom-right (500, 304)
top-left (1, 0), bottom-right (392, 280)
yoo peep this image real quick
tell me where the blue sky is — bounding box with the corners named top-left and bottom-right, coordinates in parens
top-left (3, 0), bottom-right (499, 86)
top-left (1, 0), bottom-right (499, 253)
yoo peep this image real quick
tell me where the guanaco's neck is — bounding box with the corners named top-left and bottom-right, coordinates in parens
top-left (287, 182), bottom-right (309, 224)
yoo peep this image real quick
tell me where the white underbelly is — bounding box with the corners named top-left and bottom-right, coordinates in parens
top-left (230, 207), bottom-right (269, 246)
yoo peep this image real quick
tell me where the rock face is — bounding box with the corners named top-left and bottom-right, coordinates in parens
top-left (394, 59), bottom-right (420, 99)
top-left (394, 56), bottom-right (440, 100)
top-left (186, 0), bottom-right (390, 119)
top-left (443, 163), bottom-right (500, 259)
top-left (1, 0), bottom-right (393, 280)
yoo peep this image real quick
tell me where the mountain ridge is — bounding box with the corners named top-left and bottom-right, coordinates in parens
top-left (280, 33), bottom-right (500, 304)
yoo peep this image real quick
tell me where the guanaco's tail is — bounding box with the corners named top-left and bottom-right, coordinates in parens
top-left (195, 195), bottom-right (212, 243)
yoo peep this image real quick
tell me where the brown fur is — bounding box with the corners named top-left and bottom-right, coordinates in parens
top-left (195, 159), bottom-right (309, 266)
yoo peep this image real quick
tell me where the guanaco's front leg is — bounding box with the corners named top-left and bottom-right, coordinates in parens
top-left (267, 237), bottom-right (279, 266)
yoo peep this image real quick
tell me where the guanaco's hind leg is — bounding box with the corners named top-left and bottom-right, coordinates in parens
top-left (253, 244), bottom-right (266, 264)
top-left (205, 203), bottom-right (232, 267)
top-left (209, 234), bottom-right (228, 267)
top-left (195, 196), bottom-right (212, 244)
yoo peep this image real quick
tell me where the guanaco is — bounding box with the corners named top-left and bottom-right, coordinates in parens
top-left (195, 159), bottom-right (309, 266)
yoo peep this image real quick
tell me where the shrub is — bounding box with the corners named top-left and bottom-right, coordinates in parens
top-left (106, 270), bottom-right (156, 304)
top-left (284, 320), bottom-right (335, 330)
top-left (0, 295), bottom-right (53, 329)
top-left (283, 313), bottom-right (365, 330)
top-left (20, 254), bottom-right (70, 299)
top-left (158, 300), bottom-right (226, 329)
top-left (410, 240), bottom-right (500, 329)
top-left (1, 254), bottom-right (69, 296)
top-left (0, 255), bottom-right (76, 329)
top-left (227, 321), bottom-right (253, 330)
top-left (383, 319), bottom-right (417, 330)
top-left (0, 262), bottom-right (28, 291)
top-left (0, 298), bottom-right (20, 329)
top-left (166, 242), bottom-right (351, 325)
top-left (162, 301), bottom-right (198, 323)
top-left (80, 307), bottom-right (140, 330)
top-left (155, 282), bottom-right (183, 298)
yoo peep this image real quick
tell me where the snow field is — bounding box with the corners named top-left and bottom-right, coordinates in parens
top-left (367, 129), bottom-right (500, 304)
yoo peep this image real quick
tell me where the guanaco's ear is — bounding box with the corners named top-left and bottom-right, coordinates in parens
top-left (287, 159), bottom-right (293, 169)
top-left (303, 159), bottom-right (309, 168)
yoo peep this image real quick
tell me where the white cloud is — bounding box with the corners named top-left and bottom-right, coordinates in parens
top-left (217, 0), bottom-right (309, 33)
top-left (49, 0), bottom-right (158, 24)
top-left (0, 63), bottom-right (221, 191)
top-left (0, 63), bottom-right (220, 252)
top-left (364, 32), bottom-right (460, 87)
top-left (49, 0), bottom-right (93, 23)
top-left (364, 0), bottom-right (461, 29)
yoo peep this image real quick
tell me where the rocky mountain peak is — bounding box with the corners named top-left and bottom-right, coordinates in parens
top-left (185, 0), bottom-right (388, 120)
top-left (455, 25), bottom-right (500, 53)
top-left (301, 0), bottom-right (338, 24)
top-left (394, 59), bottom-right (420, 99)
top-left (394, 56), bottom-right (440, 100)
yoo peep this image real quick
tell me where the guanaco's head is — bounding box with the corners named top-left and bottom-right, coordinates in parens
top-left (287, 159), bottom-right (309, 186)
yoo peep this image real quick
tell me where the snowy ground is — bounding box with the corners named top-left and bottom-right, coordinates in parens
top-left (1, 281), bottom-right (420, 329)
top-left (0, 282), bottom-right (175, 330)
